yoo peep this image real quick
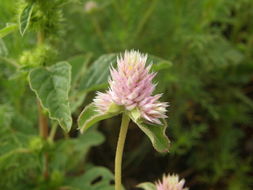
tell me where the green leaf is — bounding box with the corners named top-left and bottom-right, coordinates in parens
top-left (128, 108), bottom-right (170, 152)
top-left (68, 53), bottom-right (92, 112)
top-left (137, 182), bottom-right (156, 190)
top-left (67, 167), bottom-right (115, 190)
top-left (0, 23), bottom-right (18, 39)
top-left (134, 119), bottom-right (170, 153)
top-left (51, 128), bottom-right (104, 171)
top-left (29, 62), bottom-right (72, 132)
top-left (78, 103), bottom-right (122, 133)
top-left (79, 54), bottom-right (115, 92)
top-left (0, 39), bottom-right (8, 57)
top-left (148, 55), bottom-right (172, 71)
top-left (19, 3), bottom-right (34, 36)
top-left (79, 53), bottom-right (172, 93)
top-left (69, 53), bottom-right (92, 86)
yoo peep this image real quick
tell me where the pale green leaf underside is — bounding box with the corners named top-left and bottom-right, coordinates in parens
top-left (0, 24), bottom-right (18, 39)
top-left (135, 119), bottom-right (170, 153)
top-left (29, 62), bottom-right (72, 132)
top-left (79, 53), bottom-right (172, 93)
top-left (19, 3), bottom-right (34, 36)
top-left (78, 103), bottom-right (120, 133)
top-left (137, 182), bottom-right (156, 190)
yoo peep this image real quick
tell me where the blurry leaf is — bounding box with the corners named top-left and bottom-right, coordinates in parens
top-left (68, 53), bottom-right (92, 112)
top-left (0, 39), bottom-right (8, 57)
top-left (78, 103), bottom-right (122, 133)
top-left (0, 23), bottom-right (17, 38)
top-left (75, 128), bottom-right (105, 156)
top-left (51, 128), bottom-right (104, 171)
top-left (137, 182), bottom-right (156, 190)
top-left (19, 3), bottom-right (34, 36)
top-left (66, 167), bottom-right (115, 190)
top-left (135, 119), bottom-right (170, 153)
top-left (68, 53), bottom-right (92, 86)
top-left (170, 124), bottom-right (208, 155)
top-left (234, 89), bottom-right (253, 109)
top-left (29, 62), bottom-right (72, 132)
top-left (0, 104), bottom-right (13, 128)
top-left (79, 54), bottom-right (115, 92)
top-left (70, 92), bottom-right (87, 113)
top-left (148, 55), bottom-right (172, 71)
top-left (0, 148), bottom-right (38, 189)
top-left (79, 53), bottom-right (172, 92)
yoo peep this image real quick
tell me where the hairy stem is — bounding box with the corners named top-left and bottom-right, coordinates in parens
top-left (37, 101), bottom-right (49, 179)
top-left (37, 31), bottom-right (49, 179)
top-left (115, 113), bottom-right (130, 190)
top-left (37, 101), bottom-right (48, 138)
top-left (49, 123), bottom-right (58, 143)
top-left (37, 31), bottom-right (48, 139)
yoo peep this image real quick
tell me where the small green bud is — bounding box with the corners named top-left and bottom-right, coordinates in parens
top-left (29, 136), bottom-right (44, 151)
top-left (50, 170), bottom-right (64, 186)
top-left (19, 44), bottom-right (57, 67)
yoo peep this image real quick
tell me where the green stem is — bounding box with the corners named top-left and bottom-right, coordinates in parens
top-left (37, 31), bottom-right (49, 180)
top-left (49, 123), bottom-right (58, 143)
top-left (115, 113), bottom-right (130, 190)
top-left (37, 101), bottom-right (48, 139)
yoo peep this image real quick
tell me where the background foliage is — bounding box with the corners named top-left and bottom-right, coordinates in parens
top-left (0, 0), bottom-right (252, 189)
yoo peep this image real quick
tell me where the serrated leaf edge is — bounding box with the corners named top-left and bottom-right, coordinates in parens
top-left (28, 62), bottom-right (72, 132)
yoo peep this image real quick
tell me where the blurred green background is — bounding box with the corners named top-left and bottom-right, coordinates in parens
top-left (0, 0), bottom-right (253, 189)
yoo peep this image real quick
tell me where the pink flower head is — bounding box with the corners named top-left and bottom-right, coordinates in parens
top-left (156, 174), bottom-right (188, 190)
top-left (94, 50), bottom-right (168, 124)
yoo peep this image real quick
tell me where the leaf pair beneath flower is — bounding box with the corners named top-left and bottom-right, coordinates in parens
top-left (78, 103), bottom-right (170, 153)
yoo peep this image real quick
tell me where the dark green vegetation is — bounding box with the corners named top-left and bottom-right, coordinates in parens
top-left (0, 0), bottom-right (252, 189)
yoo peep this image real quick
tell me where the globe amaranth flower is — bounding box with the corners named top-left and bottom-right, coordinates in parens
top-left (156, 174), bottom-right (188, 190)
top-left (93, 50), bottom-right (168, 124)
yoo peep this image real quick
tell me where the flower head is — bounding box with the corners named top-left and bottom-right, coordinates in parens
top-left (156, 174), bottom-right (188, 190)
top-left (94, 50), bottom-right (168, 124)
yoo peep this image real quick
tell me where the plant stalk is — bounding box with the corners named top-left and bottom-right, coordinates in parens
top-left (49, 122), bottom-right (58, 143)
top-left (37, 101), bottom-right (49, 139)
top-left (37, 31), bottom-right (49, 179)
top-left (115, 113), bottom-right (130, 190)
top-left (37, 31), bottom-right (48, 140)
